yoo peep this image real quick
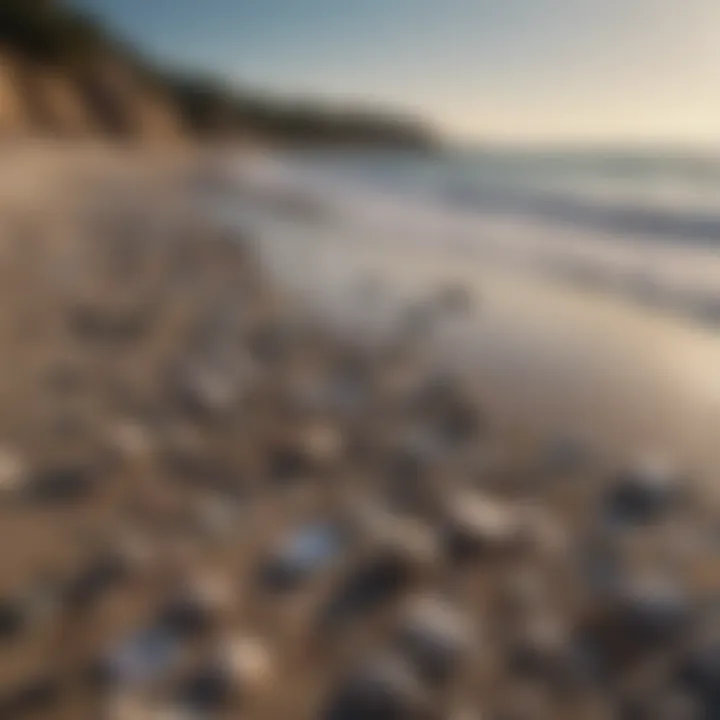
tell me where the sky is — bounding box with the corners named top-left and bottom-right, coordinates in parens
top-left (69, 0), bottom-right (720, 146)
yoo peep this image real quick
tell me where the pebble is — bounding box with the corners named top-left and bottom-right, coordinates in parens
top-left (678, 631), bottom-right (720, 704)
top-left (221, 636), bottom-right (274, 696)
top-left (104, 695), bottom-right (170, 720)
top-left (360, 512), bottom-right (440, 579)
top-left (0, 673), bottom-right (62, 718)
top-left (443, 491), bottom-right (522, 559)
top-left (301, 423), bottom-right (344, 464)
top-left (0, 596), bottom-right (28, 641)
top-left (179, 637), bottom-right (273, 711)
top-left (395, 595), bottom-right (473, 683)
top-left (434, 401), bottom-right (483, 447)
top-left (172, 360), bottom-right (242, 418)
top-left (63, 549), bottom-right (134, 612)
top-left (157, 575), bottom-right (233, 639)
top-left (613, 575), bottom-right (691, 644)
top-left (620, 688), bottom-right (702, 720)
top-left (70, 302), bottom-right (151, 344)
top-left (322, 654), bottom-right (429, 720)
top-left (584, 573), bottom-right (691, 666)
top-left (107, 421), bottom-right (153, 463)
top-left (0, 578), bottom-right (69, 645)
top-left (506, 614), bottom-right (594, 688)
top-left (260, 523), bottom-right (348, 592)
top-left (0, 448), bottom-right (27, 497)
top-left (318, 517), bottom-right (438, 630)
top-left (603, 455), bottom-right (685, 525)
top-left (27, 462), bottom-right (100, 504)
top-left (100, 626), bottom-right (182, 689)
top-left (266, 442), bottom-right (315, 484)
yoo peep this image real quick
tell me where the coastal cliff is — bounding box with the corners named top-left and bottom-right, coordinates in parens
top-left (0, 0), bottom-right (435, 148)
top-left (0, 51), bottom-right (183, 141)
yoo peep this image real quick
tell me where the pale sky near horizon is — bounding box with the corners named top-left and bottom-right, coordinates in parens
top-left (70, 0), bottom-right (720, 146)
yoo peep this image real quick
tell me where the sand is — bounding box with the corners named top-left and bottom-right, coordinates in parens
top-left (0, 144), bottom-right (717, 720)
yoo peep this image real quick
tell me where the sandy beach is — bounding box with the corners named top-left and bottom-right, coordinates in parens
top-left (3, 0), bottom-right (720, 716)
top-left (0, 145), bottom-right (718, 719)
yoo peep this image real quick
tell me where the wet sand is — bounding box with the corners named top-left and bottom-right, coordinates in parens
top-left (234, 189), bottom-right (720, 492)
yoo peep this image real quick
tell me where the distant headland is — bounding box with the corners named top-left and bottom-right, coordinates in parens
top-left (0, 0), bottom-right (437, 149)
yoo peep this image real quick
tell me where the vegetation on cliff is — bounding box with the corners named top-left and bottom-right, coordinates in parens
top-left (0, 0), bottom-right (436, 147)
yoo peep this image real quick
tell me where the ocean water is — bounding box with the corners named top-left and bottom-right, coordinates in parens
top-left (232, 147), bottom-right (720, 326)
top-left (291, 148), bottom-right (720, 240)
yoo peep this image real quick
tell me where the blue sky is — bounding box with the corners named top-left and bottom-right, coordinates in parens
top-left (70, 0), bottom-right (720, 145)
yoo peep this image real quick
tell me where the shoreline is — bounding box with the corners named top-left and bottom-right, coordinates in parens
top-left (219, 160), bottom-right (720, 492)
top-left (233, 150), bottom-right (720, 330)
